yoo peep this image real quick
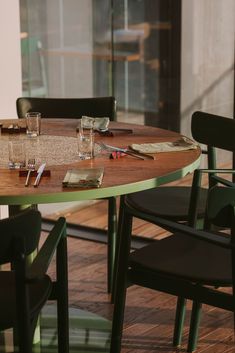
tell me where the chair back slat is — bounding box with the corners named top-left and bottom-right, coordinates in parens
top-left (0, 209), bottom-right (41, 264)
top-left (191, 111), bottom-right (235, 152)
top-left (16, 96), bottom-right (116, 121)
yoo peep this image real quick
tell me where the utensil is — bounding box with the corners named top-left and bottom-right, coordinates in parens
top-left (33, 163), bottom-right (46, 187)
top-left (98, 142), bottom-right (144, 159)
top-left (25, 158), bottom-right (36, 187)
top-left (96, 128), bottom-right (133, 136)
top-left (98, 142), bottom-right (154, 160)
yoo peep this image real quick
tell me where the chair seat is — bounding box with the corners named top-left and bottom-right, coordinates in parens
top-left (126, 186), bottom-right (208, 221)
top-left (0, 272), bottom-right (52, 330)
top-left (130, 233), bottom-right (231, 286)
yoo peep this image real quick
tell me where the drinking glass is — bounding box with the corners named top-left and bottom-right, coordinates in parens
top-left (26, 112), bottom-right (41, 137)
top-left (8, 139), bottom-right (26, 169)
top-left (77, 129), bottom-right (94, 160)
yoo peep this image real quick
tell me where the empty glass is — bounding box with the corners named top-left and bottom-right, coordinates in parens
top-left (8, 140), bottom-right (26, 169)
top-left (77, 118), bottom-right (94, 160)
top-left (77, 129), bottom-right (94, 160)
top-left (26, 112), bottom-right (41, 137)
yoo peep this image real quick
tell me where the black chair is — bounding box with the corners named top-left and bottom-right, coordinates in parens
top-left (0, 208), bottom-right (69, 353)
top-left (121, 111), bottom-right (235, 228)
top-left (16, 96), bottom-right (116, 120)
top-left (112, 111), bottom-right (235, 343)
top-left (111, 169), bottom-right (235, 353)
top-left (117, 111), bottom-right (220, 228)
top-left (16, 96), bottom-right (117, 293)
top-left (111, 112), bottom-right (235, 352)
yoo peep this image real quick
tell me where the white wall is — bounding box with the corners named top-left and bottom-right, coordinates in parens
top-left (181, 0), bottom-right (235, 137)
top-left (180, 0), bottom-right (234, 167)
top-left (0, 1), bottom-right (21, 218)
top-left (0, 1), bottom-right (21, 118)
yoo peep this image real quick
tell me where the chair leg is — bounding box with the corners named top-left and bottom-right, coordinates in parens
top-left (173, 297), bottom-right (186, 347)
top-left (0, 332), bottom-right (6, 353)
top-left (187, 301), bottom-right (202, 352)
top-left (107, 197), bottom-right (117, 293)
top-left (111, 195), bottom-right (125, 303)
top-left (57, 231), bottom-right (69, 353)
top-left (233, 311), bottom-right (235, 342)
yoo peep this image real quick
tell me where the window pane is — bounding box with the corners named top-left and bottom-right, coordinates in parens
top-left (20, 0), bottom-right (234, 131)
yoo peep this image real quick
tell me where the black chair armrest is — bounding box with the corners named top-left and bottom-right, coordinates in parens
top-left (27, 217), bottom-right (66, 281)
top-left (199, 169), bottom-right (235, 187)
top-left (152, 216), bottom-right (231, 249)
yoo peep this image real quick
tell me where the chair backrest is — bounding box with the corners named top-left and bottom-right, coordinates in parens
top-left (191, 111), bottom-right (235, 153)
top-left (0, 209), bottom-right (41, 265)
top-left (16, 96), bottom-right (116, 120)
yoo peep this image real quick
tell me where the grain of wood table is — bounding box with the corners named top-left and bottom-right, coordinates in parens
top-left (0, 118), bottom-right (201, 205)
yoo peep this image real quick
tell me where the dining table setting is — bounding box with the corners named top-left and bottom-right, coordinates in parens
top-left (0, 114), bottom-right (202, 353)
top-left (0, 116), bottom-right (201, 206)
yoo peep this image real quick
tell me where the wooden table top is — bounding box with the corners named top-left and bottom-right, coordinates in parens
top-left (0, 119), bottom-right (201, 205)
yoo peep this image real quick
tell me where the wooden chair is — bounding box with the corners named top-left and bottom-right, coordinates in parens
top-left (111, 112), bottom-right (235, 352)
top-left (16, 96), bottom-right (117, 293)
top-left (111, 170), bottom-right (235, 353)
top-left (16, 96), bottom-right (116, 120)
top-left (112, 111), bottom-right (235, 341)
top-left (0, 208), bottom-right (69, 353)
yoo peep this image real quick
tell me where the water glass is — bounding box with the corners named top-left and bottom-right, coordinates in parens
top-left (78, 129), bottom-right (94, 160)
top-left (26, 112), bottom-right (41, 137)
top-left (8, 140), bottom-right (26, 169)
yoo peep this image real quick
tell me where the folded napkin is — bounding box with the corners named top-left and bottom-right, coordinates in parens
top-left (81, 116), bottom-right (110, 131)
top-left (62, 167), bottom-right (104, 188)
top-left (94, 117), bottom-right (110, 131)
top-left (130, 137), bottom-right (198, 154)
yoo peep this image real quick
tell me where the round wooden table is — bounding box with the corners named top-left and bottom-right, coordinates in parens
top-left (0, 119), bottom-right (201, 205)
top-left (0, 118), bottom-right (201, 352)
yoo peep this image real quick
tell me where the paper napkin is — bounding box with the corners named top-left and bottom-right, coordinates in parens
top-left (62, 167), bottom-right (104, 188)
top-left (130, 137), bottom-right (198, 154)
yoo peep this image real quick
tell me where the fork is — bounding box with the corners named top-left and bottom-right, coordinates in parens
top-left (25, 158), bottom-right (36, 187)
top-left (98, 142), bottom-right (146, 160)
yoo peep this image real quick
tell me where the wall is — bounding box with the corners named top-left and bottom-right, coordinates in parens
top-left (180, 0), bottom-right (234, 139)
top-left (0, 1), bottom-right (21, 118)
top-left (0, 1), bottom-right (22, 218)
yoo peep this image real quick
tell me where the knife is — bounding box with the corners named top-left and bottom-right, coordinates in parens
top-left (33, 163), bottom-right (46, 187)
top-left (104, 143), bottom-right (155, 160)
top-left (96, 128), bottom-right (133, 136)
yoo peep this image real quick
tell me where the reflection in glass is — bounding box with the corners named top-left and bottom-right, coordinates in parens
top-left (20, 0), bottom-right (234, 132)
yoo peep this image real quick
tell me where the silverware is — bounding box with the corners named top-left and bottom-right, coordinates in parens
top-left (98, 142), bottom-right (154, 160)
top-left (25, 158), bottom-right (36, 187)
top-left (33, 163), bottom-right (46, 187)
top-left (96, 128), bottom-right (133, 136)
top-left (98, 142), bottom-right (145, 160)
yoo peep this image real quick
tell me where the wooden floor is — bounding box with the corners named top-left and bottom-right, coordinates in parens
top-left (46, 170), bottom-right (235, 352)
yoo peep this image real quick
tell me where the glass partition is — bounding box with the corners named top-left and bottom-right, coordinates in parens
top-left (20, 0), bottom-right (234, 131)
